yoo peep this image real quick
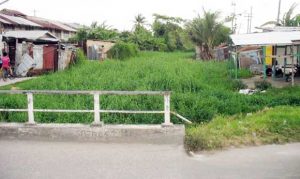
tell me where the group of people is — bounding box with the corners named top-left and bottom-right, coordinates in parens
top-left (0, 52), bottom-right (13, 81)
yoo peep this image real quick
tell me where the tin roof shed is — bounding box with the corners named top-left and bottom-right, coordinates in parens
top-left (3, 30), bottom-right (59, 42)
top-left (230, 31), bottom-right (300, 46)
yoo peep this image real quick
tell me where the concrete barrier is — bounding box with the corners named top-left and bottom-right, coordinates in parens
top-left (0, 123), bottom-right (185, 145)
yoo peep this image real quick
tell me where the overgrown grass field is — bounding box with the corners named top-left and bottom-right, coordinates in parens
top-left (0, 51), bottom-right (300, 124)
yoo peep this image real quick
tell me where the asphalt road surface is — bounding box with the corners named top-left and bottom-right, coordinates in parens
top-left (0, 140), bottom-right (299, 179)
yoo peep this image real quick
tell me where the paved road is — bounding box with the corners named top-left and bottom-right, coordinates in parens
top-left (0, 140), bottom-right (299, 179)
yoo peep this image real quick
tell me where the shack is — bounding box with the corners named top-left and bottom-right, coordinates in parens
top-left (1, 30), bottom-right (75, 77)
top-left (213, 44), bottom-right (229, 60)
top-left (230, 31), bottom-right (300, 86)
top-left (84, 40), bottom-right (115, 60)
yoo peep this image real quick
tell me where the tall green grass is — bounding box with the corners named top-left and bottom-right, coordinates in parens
top-left (0, 51), bottom-right (300, 124)
top-left (185, 106), bottom-right (300, 151)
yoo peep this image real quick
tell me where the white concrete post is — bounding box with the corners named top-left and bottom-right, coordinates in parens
top-left (91, 93), bottom-right (103, 126)
top-left (27, 93), bottom-right (35, 125)
top-left (291, 45), bottom-right (295, 87)
top-left (162, 93), bottom-right (173, 127)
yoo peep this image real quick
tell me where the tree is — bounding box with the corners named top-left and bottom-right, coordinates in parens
top-left (187, 10), bottom-right (230, 60)
top-left (134, 14), bottom-right (147, 32)
top-left (152, 14), bottom-right (190, 51)
top-left (88, 21), bottom-right (118, 40)
top-left (71, 21), bottom-right (119, 43)
top-left (261, 3), bottom-right (300, 26)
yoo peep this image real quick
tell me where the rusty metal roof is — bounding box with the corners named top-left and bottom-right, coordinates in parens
top-left (64, 23), bottom-right (82, 30)
top-left (26, 16), bottom-right (65, 31)
top-left (50, 21), bottom-right (77, 32)
top-left (0, 16), bottom-right (11, 24)
top-left (27, 16), bottom-right (77, 32)
top-left (0, 9), bottom-right (77, 33)
top-left (4, 30), bottom-right (59, 42)
top-left (0, 9), bottom-right (27, 17)
top-left (0, 13), bottom-right (41, 27)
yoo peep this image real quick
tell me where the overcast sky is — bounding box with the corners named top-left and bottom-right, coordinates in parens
top-left (2, 0), bottom-right (300, 33)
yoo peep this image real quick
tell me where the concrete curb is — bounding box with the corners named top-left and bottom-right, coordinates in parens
top-left (0, 123), bottom-right (185, 145)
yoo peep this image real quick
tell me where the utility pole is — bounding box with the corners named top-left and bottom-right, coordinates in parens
top-left (245, 7), bottom-right (253, 33)
top-left (231, 2), bottom-right (236, 34)
top-left (277, 0), bottom-right (281, 25)
top-left (249, 7), bottom-right (253, 33)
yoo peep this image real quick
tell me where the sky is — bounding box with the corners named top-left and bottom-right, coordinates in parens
top-left (2, 0), bottom-right (300, 33)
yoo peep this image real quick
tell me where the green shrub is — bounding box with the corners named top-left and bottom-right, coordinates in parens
top-left (232, 80), bottom-right (247, 90)
top-left (107, 42), bottom-right (139, 60)
top-left (255, 80), bottom-right (272, 90)
top-left (75, 49), bottom-right (85, 65)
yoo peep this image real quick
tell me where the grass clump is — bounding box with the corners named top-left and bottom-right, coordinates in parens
top-left (185, 106), bottom-right (300, 151)
top-left (255, 80), bottom-right (272, 90)
top-left (107, 42), bottom-right (139, 60)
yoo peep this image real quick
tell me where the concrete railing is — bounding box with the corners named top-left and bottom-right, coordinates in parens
top-left (0, 90), bottom-right (192, 126)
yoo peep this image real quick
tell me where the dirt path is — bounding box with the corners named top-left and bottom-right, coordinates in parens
top-left (241, 75), bottom-right (300, 89)
top-left (0, 77), bottom-right (34, 87)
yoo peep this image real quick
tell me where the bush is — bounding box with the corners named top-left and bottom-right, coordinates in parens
top-left (107, 42), bottom-right (139, 60)
top-left (232, 80), bottom-right (247, 90)
top-left (255, 80), bottom-right (272, 90)
top-left (75, 49), bottom-right (86, 65)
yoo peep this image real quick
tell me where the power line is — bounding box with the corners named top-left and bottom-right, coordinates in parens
top-left (0, 0), bottom-right (9, 6)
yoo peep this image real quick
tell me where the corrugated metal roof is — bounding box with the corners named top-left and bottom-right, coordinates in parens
top-left (0, 13), bottom-right (41, 27)
top-left (0, 16), bottom-right (11, 24)
top-left (4, 30), bottom-right (59, 42)
top-left (26, 16), bottom-right (77, 32)
top-left (64, 23), bottom-right (82, 30)
top-left (0, 9), bottom-right (27, 17)
top-left (230, 31), bottom-right (300, 46)
top-left (51, 21), bottom-right (77, 32)
top-left (26, 16), bottom-right (65, 31)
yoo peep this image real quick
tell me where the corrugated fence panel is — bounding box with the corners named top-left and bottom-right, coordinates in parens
top-left (43, 46), bottom-right (56, 70)
top-left (15, 54), bottom-right (34, 77)
top-left (33, 45), bottom-right (43, 69)
top-left (15, 43), bottom-right (23, 67)
top-left (58, 49), bottom-right (72, 71)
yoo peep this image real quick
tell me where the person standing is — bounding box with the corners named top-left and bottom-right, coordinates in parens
top-left (1, 52), bottom-right (11, 81)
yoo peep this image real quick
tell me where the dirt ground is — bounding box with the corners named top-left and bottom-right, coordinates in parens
top-left (0, 77), bottom-right (34, 87)
top-left (241, 75), bottom-right (300, 89)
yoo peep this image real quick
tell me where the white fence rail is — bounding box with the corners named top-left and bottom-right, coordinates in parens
top-left (0, 90), bottom-right (192, 126)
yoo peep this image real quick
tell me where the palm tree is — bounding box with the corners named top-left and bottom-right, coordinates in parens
top-left (261, 3), bottom-right (300, 27)
top-left (187, 10), bottom-right (230, 60)
top-left (134, 14), bottom-right (146, 32)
